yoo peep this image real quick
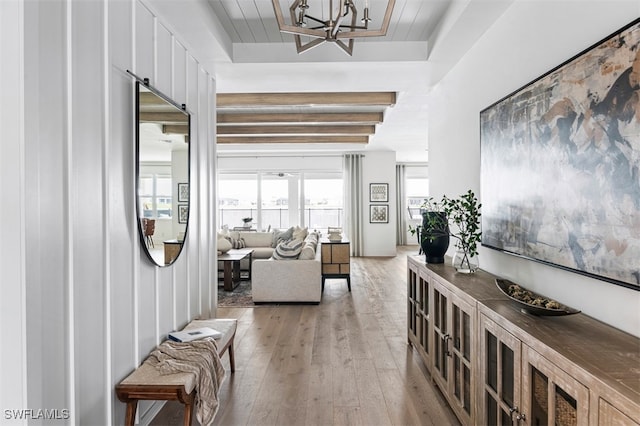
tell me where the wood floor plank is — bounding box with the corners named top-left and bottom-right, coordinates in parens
top-left (333, 406), bottom-right (364, 426)
top-left (353, 358), bottom-right (393, 425)
top-left (305, 363), bottom-right (334, 425)
top-left (151, 246), bottom-right (461, 426)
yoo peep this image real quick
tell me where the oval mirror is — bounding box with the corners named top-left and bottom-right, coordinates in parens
top-left (135, 81), bottom-right (190, 266)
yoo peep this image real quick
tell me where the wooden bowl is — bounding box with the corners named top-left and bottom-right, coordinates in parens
top-left (495, 278), bottom-right (580, 316)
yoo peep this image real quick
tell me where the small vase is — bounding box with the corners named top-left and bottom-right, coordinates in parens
top-left (452, 249), bottom-right (478, 273)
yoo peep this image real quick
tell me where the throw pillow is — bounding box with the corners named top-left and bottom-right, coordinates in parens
top-left (298, 240), bottom-right (316, 260)
top-left (217, 236), bottom-right (232, 253)
top-left (271, 226), bottom-right (295, 247)
top-left (272, 238), bottom-right (304, 260)
top-left (292, 226), bottom-right (308, 241)
top-left (225, 236), bottom-right (246, 249)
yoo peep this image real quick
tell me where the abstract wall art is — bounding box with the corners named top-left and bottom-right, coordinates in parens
top-left (480, 19), bottom-right (640, 290)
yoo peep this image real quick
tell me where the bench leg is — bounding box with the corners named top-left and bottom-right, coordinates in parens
top-left (124, 400), bottom-right (138, 426)
top-left (228, 338), bottom-right (236, 373)
top-left (183, 399), bottom-right (194, 426)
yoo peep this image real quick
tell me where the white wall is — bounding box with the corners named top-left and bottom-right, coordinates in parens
top-left (0, 0), bottom-right (217, 424)
top-left (428, 1), bottom-right (640, 337)
top-left (362, 151), bottom-right (397, 256)
top-left (0, 0), bottom-right (28, 419)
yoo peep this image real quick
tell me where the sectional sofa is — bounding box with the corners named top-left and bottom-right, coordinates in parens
top-left (220, 228), bottom-right (322, 303)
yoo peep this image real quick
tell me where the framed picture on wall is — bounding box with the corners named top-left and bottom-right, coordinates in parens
top-left (480, 18), bottom-right (640, 290)
top-left (178, 204), bottom-right (189, 224)
top-left (178, 182), bottom-right (189, 203)
top-left (370, 204), bottom-right (389, 223)
top-left (370, 183), bottom-right (388, 202)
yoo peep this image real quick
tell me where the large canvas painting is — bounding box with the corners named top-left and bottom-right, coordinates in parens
top-left (480, 19), bottom-right (640, 290)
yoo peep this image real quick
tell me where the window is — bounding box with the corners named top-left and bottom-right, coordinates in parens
top-left (218, 174), bottom-right (258, 228)
top-left (406, 167), bottom-right (428, 220)
top-left (217, 171), bottom-right (343, 231)
top-left (139, 173), bottom-right (172, 218)
top-left (262, 173), bottom-right (297, 230)
top-left (304, 173), bottom-right (343, 232)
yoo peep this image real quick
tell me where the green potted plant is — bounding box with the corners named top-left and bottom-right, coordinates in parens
top-left (441, 190), bottom-right (482, 273)
top-left (408, 197), bottom-right (450, 263)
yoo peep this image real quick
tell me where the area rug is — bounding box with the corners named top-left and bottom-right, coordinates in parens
top-left (217, 281), bottom-right (254, 307)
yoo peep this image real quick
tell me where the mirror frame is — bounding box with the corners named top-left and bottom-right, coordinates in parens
top-left (134, 79), bottom-right (191, 267)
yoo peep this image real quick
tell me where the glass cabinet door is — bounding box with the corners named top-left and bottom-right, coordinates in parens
top-left (418, 270), bottom-right (430, 357)
top-left (480, 314), bottom-right (522, 426)
top-left (432, 279), bottom-right (475, 424)
top-left (522, 346), bottom-right (589, 426)
top-left (450, 292), bottom-right (475, 423)
top-left (432, 280), bottom-right (449, 383)
top-left (407, 264), bottom-right (418, 344)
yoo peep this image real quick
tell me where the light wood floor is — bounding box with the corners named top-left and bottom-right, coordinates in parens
top-left (151, 246), bottom-right (460, 426)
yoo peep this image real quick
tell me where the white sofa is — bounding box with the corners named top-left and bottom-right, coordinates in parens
top-left (219, 228), bottom-right (323, 303)
top-left (251, 247), bottom-right (322, 303)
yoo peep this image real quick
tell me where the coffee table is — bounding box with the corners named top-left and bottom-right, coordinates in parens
top-left (218, 249), bottom-right (254, 291)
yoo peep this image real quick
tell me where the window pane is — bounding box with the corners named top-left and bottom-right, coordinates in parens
top-left (156, 176), bottom-right (171, 196)
top-left (140, 196), bottom-right (153, 218)
top-left (139, 177), bottom-right (153, 196)
top-left (218, 174), bottom-right (257, 229)
top-left (262, 176), bottom-right (290, 229)
top-left (304, 175), bottom-right (343, 232)
top-left (406, 176), bottom-right (428, 219)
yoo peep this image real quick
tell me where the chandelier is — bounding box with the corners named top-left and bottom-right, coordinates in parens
top-left (272, 0), bottom-right (396, 56)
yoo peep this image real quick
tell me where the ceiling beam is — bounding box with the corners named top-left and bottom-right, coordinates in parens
top-left (217, 112), bottom-right (384, 124)
top-left (217, 92), bottom-right (396, 107)
top-left (139, 112), bottom-right (188, 123)
top-left (162, 125), bottom-right (188, 135)
top-left (217, 136), bottom-right (369, 144)
top-left (217, 124), bottom-right (375, 135)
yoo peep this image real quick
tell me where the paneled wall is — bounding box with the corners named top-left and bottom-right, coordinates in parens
top-left (0, 0), bottom-right (217, 424)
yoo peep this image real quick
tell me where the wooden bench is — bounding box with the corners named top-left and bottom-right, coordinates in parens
top-left (115, 319), bottom-right (237, 426)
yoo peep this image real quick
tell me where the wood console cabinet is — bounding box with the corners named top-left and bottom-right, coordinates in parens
top-left (407, 255), bottom-right (640, 426)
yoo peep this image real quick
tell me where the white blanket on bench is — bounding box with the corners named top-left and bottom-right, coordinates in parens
top-left (148, 338), bottom-right (226, 426)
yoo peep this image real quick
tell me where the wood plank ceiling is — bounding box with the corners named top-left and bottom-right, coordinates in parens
top-left (216, 92), bottom-right (396, 144)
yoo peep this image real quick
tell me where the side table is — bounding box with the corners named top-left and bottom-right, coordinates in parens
top-left (320, 238), bottom-right (351, 291)
top-left (218, 249), bottom-right (254, 291)
top-left (163, 239), bottom-right (183, 265)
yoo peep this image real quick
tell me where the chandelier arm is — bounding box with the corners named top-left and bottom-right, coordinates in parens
top-left (334, 39), bottom-right (354, 56)
top-left (305, 15), bottom-right (326, 25)
top-left (338, 25), bottom-right (368, 30)
top-left (296, 37), bottom-right (326, 54)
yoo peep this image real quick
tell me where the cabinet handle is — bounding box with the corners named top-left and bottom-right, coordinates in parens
top-left (509, 406), bottom-right (518, 421)
top-left (509, 406), bottom-right (526, 424)
top-left (443, 334), bottom-right (452, 357)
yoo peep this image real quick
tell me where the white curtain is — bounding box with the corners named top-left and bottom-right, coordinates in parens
top-left (396, 164), bottom-right (407, 245)
top-left (343, 154), bottom-right (364, 256)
